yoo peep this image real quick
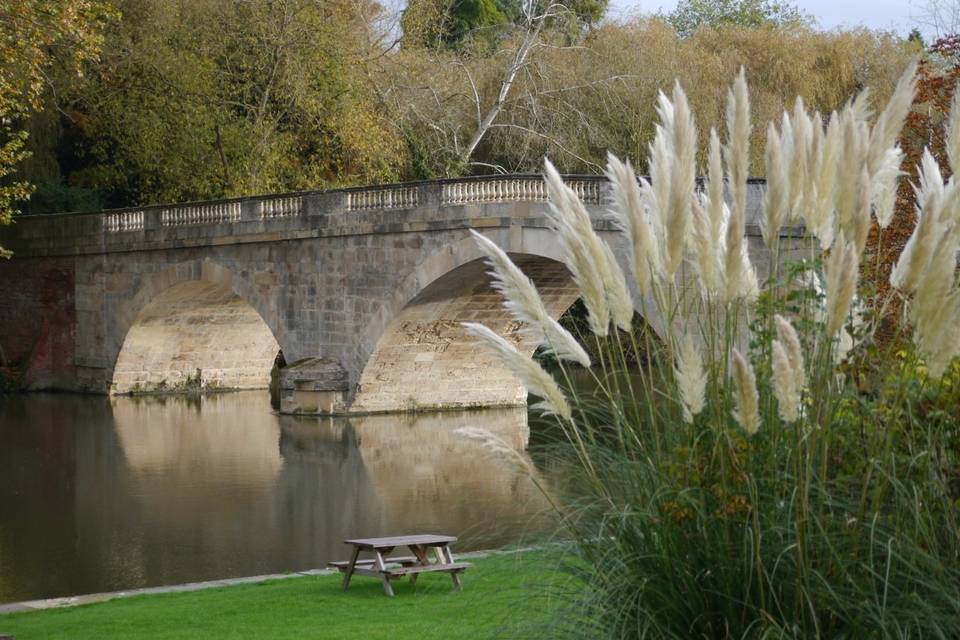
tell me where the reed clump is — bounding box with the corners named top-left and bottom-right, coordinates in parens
top-left (460, 61), bottom-right (960, 637)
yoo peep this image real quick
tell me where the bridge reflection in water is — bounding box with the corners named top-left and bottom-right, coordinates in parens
top-left (0, 392), bottom-right (551, 604)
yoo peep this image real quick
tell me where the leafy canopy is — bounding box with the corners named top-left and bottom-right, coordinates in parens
top-left (0, 0), bottom-right (113, 255)
top-left (668, 0), bottom-right (809, 37)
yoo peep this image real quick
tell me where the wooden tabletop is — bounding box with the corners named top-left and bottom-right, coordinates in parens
top-left (344, 534), bottom-right (457, 549)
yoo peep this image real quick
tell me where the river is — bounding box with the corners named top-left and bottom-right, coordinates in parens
top-left (0, 392), bottom-right (553, 604)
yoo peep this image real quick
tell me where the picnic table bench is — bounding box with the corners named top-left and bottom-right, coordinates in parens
top-left (329, 534), bottom-right (470, 597)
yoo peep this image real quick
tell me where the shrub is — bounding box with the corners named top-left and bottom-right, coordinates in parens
top-left (458, 62), bottom-right (960, 637)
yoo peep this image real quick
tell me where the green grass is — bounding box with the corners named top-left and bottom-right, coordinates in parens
top-left (0, 550), bottom-right (572, 639)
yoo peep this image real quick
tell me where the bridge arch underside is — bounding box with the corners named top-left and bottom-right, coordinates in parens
top-left (112, 280), bottom-right (280, 394)
top-left (351, 255), bottom-right (579, 413)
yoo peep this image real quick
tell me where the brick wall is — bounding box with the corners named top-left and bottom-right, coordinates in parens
top-left (0, 257), bottom-right (77, 389)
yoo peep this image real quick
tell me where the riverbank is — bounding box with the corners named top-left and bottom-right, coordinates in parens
top-left (0, 549), bottom-right (571, 639)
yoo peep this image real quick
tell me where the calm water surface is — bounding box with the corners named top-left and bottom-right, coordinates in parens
top-left (0, 392), bottom-right (552, 604)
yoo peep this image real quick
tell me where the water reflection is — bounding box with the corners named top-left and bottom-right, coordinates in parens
top-left (0, 392), bottom-right (550, 604)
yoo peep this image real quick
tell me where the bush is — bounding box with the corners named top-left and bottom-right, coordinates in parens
top-left (458, 62), bottom-right (960, 637)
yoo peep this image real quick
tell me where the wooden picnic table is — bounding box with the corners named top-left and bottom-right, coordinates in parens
top-left (330, 534), bottom-right (470, 597)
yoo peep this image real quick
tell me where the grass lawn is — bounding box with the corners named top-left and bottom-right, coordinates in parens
top-left (0, 550), bottom-right (573, 639)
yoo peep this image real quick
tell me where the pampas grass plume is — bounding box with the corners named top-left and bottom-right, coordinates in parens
top-left (544, 160), bottom-right (611, 336)
top-left (868, 60), bottom-right (917, 175)
top-left (762, 121), bottom-right (788, 249)
top-left (772, 340), bottom-right (801, 422)
top-left (606, 153), bottom-right (661, 296)
top-left (454, 426), bottom-right (534, 476)
top-left (775, 314), bottom-right (806, 388)
top-left (470, 230), bottom-right (590, 367)
top-left (825, 238), bottom-right (860, 337)
top-left (731, 348), bottom-right (761, 436)
top-left (675, 332), bottom-right (706, 423)
top-left (463, 321), bottom-right (572, 421)
top-left (891, 175), bottom-right (947, 294)
top-left (723, 68), bottom-right (751, 302)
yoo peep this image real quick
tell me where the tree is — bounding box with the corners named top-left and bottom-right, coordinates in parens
top-left (910, 0), bottom-right (960, 37)
top-left (401, 0), bottom-right (509, 50)
top-left (0, 0), bottom-right (113, 255)
top-left (48, 0), bottom-right (406, 208)
top-left (667, 0), bottom-right (809, 37)
top-left (401, 0), bottom-right (608, 51)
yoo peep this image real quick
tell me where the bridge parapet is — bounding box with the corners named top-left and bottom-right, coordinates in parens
top-left (6, 175), bottom-right (771, 259)
top-left (2, 175), bottom-right (778, 259)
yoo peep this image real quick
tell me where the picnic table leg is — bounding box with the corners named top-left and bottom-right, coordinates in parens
top-left (409, 544), bottom-right (430, 586)
top-left (342, 546), bottom-right (361, 591)
top-left (374, 551), bottom-right (395, 597)
top-left (442, 546), bottom-right (462, 591)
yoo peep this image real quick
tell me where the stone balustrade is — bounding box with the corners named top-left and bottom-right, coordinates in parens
top-left (441, 177), bottom-right (601, 205)
top-left (1, 176), bottom-right (771, 260)
top-left (161, 201), bottom-right (241, 226)
top-left (103, 210), bottom-right (145, 233)
top-left (258, 196), bottom-right (303, 219)
top-left (346, 185), bottom-right (419, 211)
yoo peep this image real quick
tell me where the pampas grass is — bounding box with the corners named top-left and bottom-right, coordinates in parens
top-left (460, 63), bottom-right (960, 638)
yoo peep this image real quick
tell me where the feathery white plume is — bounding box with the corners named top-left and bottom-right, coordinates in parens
top-left (606, 153), bottom-right (661, 297)
top-left (825, 238), bottom-right (860, 337)
top-left (545, 159), bottom-right (634, 334)
top-left (835, 111), bottom-right (870, 251)
top-left (911, 229), bottom-right (960, 378)
top-left (723, 68), bottom-right (752, 302)
top-left (731, 348), bottom-right (760, 436)
top-left (762, 121), bottom-right (789, 249)
top-left (653, 82), bottom-right (697, 277)
top-left (675, 332), bottom-right (706, 423)
top-left (872, 147), bottom-right (904, 228)
top-left (599, 239), bottom-right (635, 332)
top-left (851, 166), bottom-right (872, 254)
top-left (544, 160), bottom-right (611, 336)
top-left (786, 97), bottom-right (813, 222)
top-left (692, 130), bottom-right (726, 296)
top-left (463, 322), bottom-right (572, 420)
top-left (808, 112), bottom-right (840, 250)
top-left (772, 341), bottom-right (801, 422)
top-left (454, 426), bottom-right (534, 476)
top-left (470, 230), bottom-right (590, 367)
top-left (890, 156), bottom-right (952, 294)
top-left (774, 314), bottom-right (806, 389)
top-left (868, 60), bottom-right (917, 176)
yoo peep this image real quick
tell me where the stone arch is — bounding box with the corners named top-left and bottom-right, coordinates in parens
top-left (110, 260), bottom-right (282, 394)
top-left (350, 227), bottom-right (657, 413)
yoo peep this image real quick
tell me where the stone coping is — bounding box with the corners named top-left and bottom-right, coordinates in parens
top-left (0, 547), bottom-right (539, 615)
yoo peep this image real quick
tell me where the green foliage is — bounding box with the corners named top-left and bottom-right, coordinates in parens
top-left (402, 0), bottom-right (608, 51)
top-left (667, 0), bottom-right (810, 37)
top-left (0, 0), bottom-right (114, 251)
top-left (402, 0), bottom-right (510, 51)
top-left (36, 0), bottom-right (406, 209)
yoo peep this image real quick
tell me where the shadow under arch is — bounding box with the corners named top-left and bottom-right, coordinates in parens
top-left (111, 261), bottom-right (281, 394)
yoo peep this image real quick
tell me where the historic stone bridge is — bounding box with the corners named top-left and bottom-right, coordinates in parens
top-left (0, 175), bottom-right (773, 414)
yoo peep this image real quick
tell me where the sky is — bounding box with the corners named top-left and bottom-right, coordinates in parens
top-left (607, 0), bottom-right (923, 36)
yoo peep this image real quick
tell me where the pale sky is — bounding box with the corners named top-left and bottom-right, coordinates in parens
top-left (608, 0), bottom-right (923, 37)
